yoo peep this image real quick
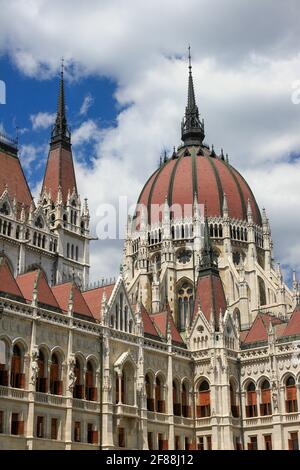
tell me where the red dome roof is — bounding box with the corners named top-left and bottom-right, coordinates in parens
top-left (137, 146), bottom-right (261, 226)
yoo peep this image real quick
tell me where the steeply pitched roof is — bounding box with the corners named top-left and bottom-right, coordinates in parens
top-left (0, 257), bottom-right (24, 300)
top-left (193, 271), bottom-right (227, 328)
top-left (242, 312), bottom-right (284, 345)
top-left (16, 270), bottom-right (60, 310)
top-left (82, 283), bottom-right (115, 321)
top-left (0, 147), bottom-right (33, 214)
top-left (52, 282), bottom-right (93, 319)
top-left (283, 305), bottom-right (300, 337)
top-left (150, 308), bottom-right (184, 345)
top-left (140, 304), bottom-right (160, 338)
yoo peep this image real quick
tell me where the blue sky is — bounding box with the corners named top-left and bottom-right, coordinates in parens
top-left (0, 0), bottom-right (300, 287)
top-left (0, 54), bottom-right (118, 187)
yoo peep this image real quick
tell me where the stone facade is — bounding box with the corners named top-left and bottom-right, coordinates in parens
top-left (0, 63), bottom-right (300, 451)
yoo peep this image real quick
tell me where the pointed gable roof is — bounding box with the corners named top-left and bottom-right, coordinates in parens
top-left (52, 282), bottom-right (93, 319)
top-left (193, 273), bottom-right (227, 328)
top-left (0, 257), bottom-right (24, 300)
top-left (193, 215), bottom-right (227, 329)
top-left (0, 143), bottom-right (33, 214)
top-left (283, 305), bottom-right (300, 337)
top-left (242, 312), bottom-right (284, 345)
top-left (150, 307), bottom-right (184, 345)
top-left (82, 283), bottom-right (115, 321)
top-left (41, 66), bottom-right (77, 203)
top-left (140, 304), bottom-right (160, 338)
top-left (16, 270), bottom-right (60, 310)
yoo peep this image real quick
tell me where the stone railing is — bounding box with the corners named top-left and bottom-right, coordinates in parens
top-left (0, 386), bottom-right (28, 401)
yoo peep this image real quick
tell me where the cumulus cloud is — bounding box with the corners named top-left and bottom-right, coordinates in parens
top-left (1, 0), bottom-right (300, 281)
top-left (30, 112), bottom-right (55, 130)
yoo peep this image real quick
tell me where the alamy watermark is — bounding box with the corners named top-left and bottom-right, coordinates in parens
top-left (0, 80), bottom-right (6, 105)
top-left (291, 80), bottom-right (300, 105)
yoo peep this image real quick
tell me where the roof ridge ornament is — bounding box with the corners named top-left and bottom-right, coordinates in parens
top-left (181, 46), bottom-right (205, 146)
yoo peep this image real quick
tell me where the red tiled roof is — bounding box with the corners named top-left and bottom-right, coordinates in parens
top-left (52, 282), bottom-right (93, 318)
top-left (16, 270), bottom-right (59, 309)
top-left (242, 313), bottom-right (284, 345)
top-left (82, 284), bottom-right (115, 321)
top-left (0, 148), bottom-right (33, 214)
top-left (141, 304), bottom-right (160, 337)
top-left (193, 271), bottom-right (227, 327)
top-left (136, 149), bottom-right (261, 226)
top-left (0, 257), bottom-right (24, 299)
top-left (150, 309), bottom-right (184, 344)
top-left (41, 145), bottom-right (77, 203)
top-left (283, 306), bottom-right (300, 337)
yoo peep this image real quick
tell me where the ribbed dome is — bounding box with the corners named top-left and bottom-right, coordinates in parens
top-left (137, 145), bottom-right (261, 226)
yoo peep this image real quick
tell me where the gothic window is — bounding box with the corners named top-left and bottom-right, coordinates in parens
top-left (197, 380), bottom-right (211, 417)
top-left (260, 380), bottom-right (271, 416)
top-left (10, 344), bottom-right (25, 389)
top-left (218, 224), bottom-right (223, 238)
top-left (246, 382), bottom-right (257, 417)
top-left (71, 245), bottom-right (74, 260)
top-left (50, 353), bottom-right (62, 396)
top-left (258, 276), bottom-right (267, 306)
top-left (85, 361), bottom-right (97, 401)
top-left (0, 202), bottom-right (9, 215)
top-left (35, 216), bottom-right (43, 229)
top-left (36, 349), bottom-right (48, 393)
top-left (73, 358), bottom-right (84, 399)
top-left (177, 282), bottom-right (194, 331)
top-left (233, 252), bottom-right (241, 265)
top-left (155, 376), bottom-right (165, 413)
top-left (145, 373), bottom-right (154, 411)
top-left (16, 226), bottom-right (20, 239)
top-left (230, 381), bottom-right (239, 417)
top-left (75, 246), bottom-right (79, 261)
top-left (286, 376), bottom-right (298, 413)
top-left (177, 249), bottom-right (192, 265)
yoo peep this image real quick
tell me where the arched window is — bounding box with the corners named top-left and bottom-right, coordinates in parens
top-left (177, 282), bottom-right (194, 331)
top-left (286, 376), bottom-right (298, 413)
top-left (145, 373), bottom-right (154, 411)
top-left (36, 350), bottom-right (48, 393)
top-left (155, 376), bottom-right (165, 413)
top-left (197, 380), bottom-right (211, 417)
top-left (122, 362), bottom-right (135, 406)
top-left (75, 246), bottom-right (79, 261)
top-left (86, 361), bottom-right (97, 401)
top-left (67, 243), bottom-right (70, 258)
top-left (246, 382), bottom-right (257, 417)
top-left (10, 344), bottom-right (25, 389)
top-left (230, 381), bottom-right (239, 417)
top-left (260, 379), bottom-right (272, 416)
top-left (71, 245), bottom-right (74, 260)
top-left (182, 382), bottom-right (190, 417)
top-left (50, 353), bottom-right (62, 395)
top-left (0, 340), bottom-right (8, 386)
top-left (73, 359), bottom-right (84, 399)
top-left (173, 380), bottom-right (181, 416)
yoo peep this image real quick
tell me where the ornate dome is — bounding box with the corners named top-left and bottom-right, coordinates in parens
top-left (136, 145), bottom-right (261, 227)
top-left (135, 49), bottom-right (261, 228)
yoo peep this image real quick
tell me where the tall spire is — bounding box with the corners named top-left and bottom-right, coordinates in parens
top-left (51, 58), bottom-right (71, 148)
top-left (181, 46), bottom-right (205, 146)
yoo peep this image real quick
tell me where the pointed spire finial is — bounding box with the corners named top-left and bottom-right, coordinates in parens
top-left (199, 214), bottom-right (218, 271)
top-left (51, 58), bottom-right (71, 147)
top-left (181, 46), bottom-right (205, 146)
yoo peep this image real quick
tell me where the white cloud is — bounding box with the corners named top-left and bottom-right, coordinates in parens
top-left (80, 94), bottom-right (93, 116)
top-left (30, 112), bottom-right (55, 130)
top-left (1, 1), bottom-right (300, 281)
